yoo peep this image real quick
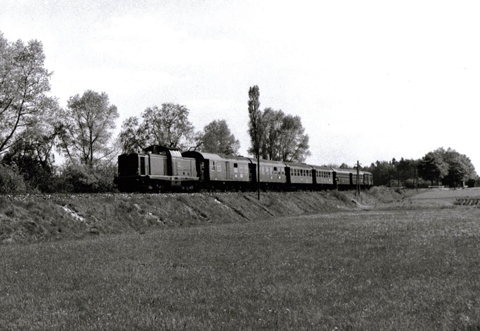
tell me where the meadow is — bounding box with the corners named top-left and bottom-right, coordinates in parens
top-left (2, 192), bottom-right (480, 330)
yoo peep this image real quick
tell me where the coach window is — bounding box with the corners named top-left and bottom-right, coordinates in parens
top-left (217, 162), bottom-right (222, 172)
top-left (234, 163), bottom-right (238, 173)
top-left (211, 161), bottom-right (216, 171)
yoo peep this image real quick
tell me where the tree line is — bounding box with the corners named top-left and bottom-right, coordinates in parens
top-left (360, 147), bottom-right (478, 188)
top-left (0, 33), bottom-right (311, 193)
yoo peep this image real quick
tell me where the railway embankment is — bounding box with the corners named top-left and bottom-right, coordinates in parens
top-left (0, 188), bottom-right (402, 244)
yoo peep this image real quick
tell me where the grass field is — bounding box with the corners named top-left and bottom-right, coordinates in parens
top-left (2, 190), bottom-right (480, 330)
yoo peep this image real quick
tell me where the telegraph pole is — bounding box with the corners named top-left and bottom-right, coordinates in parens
top-left (356, 160), bottom-right (360, 196)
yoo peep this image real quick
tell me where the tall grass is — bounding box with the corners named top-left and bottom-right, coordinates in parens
top-left (2, 207), bottom-right (480, 330)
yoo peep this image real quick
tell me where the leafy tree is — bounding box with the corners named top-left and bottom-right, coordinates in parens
top-left (3, 129), bottom-right (56, 192)
top-left (417, 149), bottom-right (449, 186)
top-left (277, 114), bottom-right (310, 162)
top-left (365, 160), bottom-right (400, 187)
top-left (57, 90), bottom-right (119, 167)
top-left (417, 147), bottom-right (477, 187)
top-left (258, 108), bottom-right (282, 159)
top-left (397, 158), bottom-right (419, 188)
top-left (254, 108), bottom-right (310, 163)
top-left (142, 103), bottom-right (194, 149)
top-left (198, 120), bottom-right (239, 155)
top-left (118, 103), bottom-right (195, 153)
top-left (0, 32), bottom-right (57, 155)
top-left (118, 116), bottom-right (145, 154)
top-left (441, 148), bottom-right (476, 187)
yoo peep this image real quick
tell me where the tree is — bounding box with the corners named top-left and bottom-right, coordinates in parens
top-left (417, 147), bottom-right (477, 187)
top-left (417, 149), bottom-right (449, 186)
top-left (258, 108), bottom-right (283, 160)
top-left (0, 32), bottom-right (57, 155)
top-left (441, 148), bottom-right (476, 187)
top-left (118, 103), bottom-right (195, 153)
top-left (198, 120), bottom-right (239, 155)
top-left (142, 103), bottom-right (194, 150)
top-left (254, 108), bottom-right (310, 163)
top-left (248, 86), bottom-right (262, 157)
top-left (118, 116), bottom-right (146, 154)
top-left (277, 114), bottom-right (310, 162)
top-left (248, 85), bottom-right (261, 200)
top-left (2, 124), bottom-right (57, 192)
top-left (57, 90), bottom-right (119, 167)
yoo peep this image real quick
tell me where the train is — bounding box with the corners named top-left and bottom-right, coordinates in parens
top-left (114, 145), bottom-right (373, 193)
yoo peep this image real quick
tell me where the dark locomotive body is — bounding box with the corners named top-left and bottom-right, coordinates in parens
top-left (115, 145), bottom-right (198, 192)
top-left (115, 145), bottom-right (373, 193)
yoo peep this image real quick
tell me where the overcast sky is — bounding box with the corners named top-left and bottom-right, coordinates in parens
top-left (2, 0), bottom-right (479, 171)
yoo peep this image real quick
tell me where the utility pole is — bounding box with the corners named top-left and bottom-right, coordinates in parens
top-left (356, 160), bottom-right (360, 196)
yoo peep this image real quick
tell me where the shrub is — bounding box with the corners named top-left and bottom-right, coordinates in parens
top-left (54, 163), bottom-right (117, 193)
top-left (0, 164), bottom-right (27, 194)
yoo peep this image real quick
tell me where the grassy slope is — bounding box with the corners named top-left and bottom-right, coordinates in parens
top-left (0, 189), bottom-right (395, 245)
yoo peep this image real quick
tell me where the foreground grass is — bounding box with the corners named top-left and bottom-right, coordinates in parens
top-left (2, 207), bottom-right (480, 330)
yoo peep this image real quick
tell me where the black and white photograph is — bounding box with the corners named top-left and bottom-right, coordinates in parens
top-left (1, 0), bottom-right (480, 329)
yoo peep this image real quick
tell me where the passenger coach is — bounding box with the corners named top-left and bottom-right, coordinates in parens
top-left (182, 151), bottom-right (252, 191)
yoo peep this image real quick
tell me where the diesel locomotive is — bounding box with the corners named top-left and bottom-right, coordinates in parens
top-left (114, 145), bottom-right (373, 193)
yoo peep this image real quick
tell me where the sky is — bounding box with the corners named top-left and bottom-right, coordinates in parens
top-left (2, 0), bottom-right (480, 171)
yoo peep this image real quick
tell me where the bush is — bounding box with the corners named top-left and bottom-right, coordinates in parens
top-left (53, 163), bottom-right (117, 193)
top-left (0, 164), bottom-right (27, 194)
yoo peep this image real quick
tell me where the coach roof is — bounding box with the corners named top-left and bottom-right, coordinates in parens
top-left (182, 151), bottom-right (251, 163)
